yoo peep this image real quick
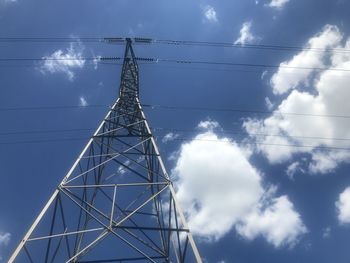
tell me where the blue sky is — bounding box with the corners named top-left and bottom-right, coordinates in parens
top-left (1, 0), bottom-right (350, 262)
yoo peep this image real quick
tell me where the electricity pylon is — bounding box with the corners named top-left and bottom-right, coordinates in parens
top-left (9, 38), bottom-right (201, 263)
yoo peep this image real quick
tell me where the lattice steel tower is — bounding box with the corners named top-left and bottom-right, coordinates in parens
top-left (9, 39), bottom-right (201, 262)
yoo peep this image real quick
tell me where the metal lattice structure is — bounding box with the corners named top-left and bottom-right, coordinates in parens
top-left (9, 39), bottom-right (201, 263)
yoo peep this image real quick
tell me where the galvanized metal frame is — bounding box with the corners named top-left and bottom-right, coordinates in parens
top-left (9, 38), bottom-right (202, 262)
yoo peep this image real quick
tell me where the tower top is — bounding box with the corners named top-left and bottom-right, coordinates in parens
top-left (119, 38), bottom-right (139, 98)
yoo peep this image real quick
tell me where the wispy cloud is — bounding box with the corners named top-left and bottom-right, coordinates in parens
top-left (285, 161), bottom-right (304, 180)
top-left (0, 0), bottom-right (17, 5)
top-left (0, 232), bottom-right (10, 247)
top-left (39, 42), bottom-right (85, 81)
top-left (198, 120), bottom-right (219, 130)
top-left (79, 96), bottom-right (88, 107)
top-left (162, 132), bottom-right (179, 143)
top-left (0, 232), bottom-right (11, 261)
top-left (202, 5), bottom-right (218, 23)
top-left (268, 0), bottom-right (290, 9)
top-left (117, 160), bottom-right (131, 175)
top-left (234, 21), bottom-right (259, 45)
top-left (322, 227), bottom-right (331, 239)
top-left (264, 97), bottom-right (274, 110)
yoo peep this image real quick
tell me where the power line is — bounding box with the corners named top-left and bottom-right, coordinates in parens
top-left (107, 61), bottom-right (350, 77)
top-left (142, 104), bottom-right (350, 119)
top-left (1, 56), bottom-right (350, 73)
top-left (108, 37), bottom-right (350, 54)
top-left (0, 128), bottom-right (94, 136)
top-left (2, 37), bottom-right (350, 54)
top-left (0, 137), bottom-right (89, 145)
top-left (0, 126), bottom-right (347, 142)
top-left (152, 127), bottom-right (350, 142)
top-left (151, 38), bottom-right (350, 54)
top-left (0, 104), bottom-right (108, 111)
top-left (1, 103), bottom-right (350, 119)
top-left (155, 58), bottom-right (350, 72)
top-left (1, 134), bottom-right (350, 151)
top-left (168, 137), bottom-right (350, 151)
top-left (101, 57), bottom-right (350, 73)
top-left (0, 37), bottom-right (109, 43)
top-left (1, 126), bottom-right (350, 146)
top-left (0, 57), bottom-right (111, 62)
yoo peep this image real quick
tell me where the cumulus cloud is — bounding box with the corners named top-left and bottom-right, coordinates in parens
top-left (237, 195), bottom-right (307, 247)
top-left (244, 25), bottom-right (350, 174)
top-left (234, 21), bottom-right (259, 45)
top-left (162, 132), bottom-right (179, 143)
top-left (39, 42), bottom-right (86, 81)
top-left (268, 0), bottom-right (290, 9)
top-left (271, 25), bottom-right (342, 95)
top-left (173, 121), bottom-right (307, 247)
top-left (202, 5), bottom-right (218, 23)
top-left (336, 187), bottom-right (350, 224)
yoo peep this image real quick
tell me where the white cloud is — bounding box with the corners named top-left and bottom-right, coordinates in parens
top-left (261, 70), bottom-right (269, 80)
top-left (244, 25), bottom-right (350, 174)
top-left (286, 161), bottom-right (304, 179)
top-left (268, 0), bottom-right (290, 9)
top-left (162, 132), bottom-right (179, 143)
top-left (1, 0), bottom-right (17, 4)
top-left (270, 25), bottom-right (342, 95)
top-left (98, 81), bottom-right (104, 88)
top-left (40, 42), bottom-right (86, 81)
top-left (265, 97), bottom-right (274, 110)
top-left (234, 21), bottom-right (259, 45)
top-left (0, 232), bottom-right (10, 260)
top-left (322, 227), bottom-right (331, 239)
top-left (173, 121), bottom-right (307, 247)
top-left (309, 151), bottom-right (350, 174)
top-left (0, 233), bottom-right (10, 246)
top-left (117, 160), bottom-right (131, 175)
top-left (202, 5), bottom-right (218, 23)
top-left (92, 55), bottom-right (101, 70)
top-left (237, 195), bottom-right (307, 248)
top-left (336, 187), bottom-right (350, 224)
top-left (79, 96), bottom-right (88, 107)
top-left (198, 120), bottom-right (220, 130)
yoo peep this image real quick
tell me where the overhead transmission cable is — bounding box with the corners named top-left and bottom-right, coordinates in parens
top-left (141, 104), bottom-right (350, 119)
top-left (2, 103), bottom-right (350, 119)
top-left (1, 37), bottom-right (350, 54)
top-left (0, 104), bottom-right (108, 111)
top-left (0, 37), bottom-right (110, 43)
top-left (1, 134), bottom-right (350, 151)
top-left (103, 56), bottom-right (350, 73)
top-left (132, 37), bottom-right (350, 54)
top-left (1, 50), bottom-right (350, 72)
top-left (2, 126), bottom-right (350, 143)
